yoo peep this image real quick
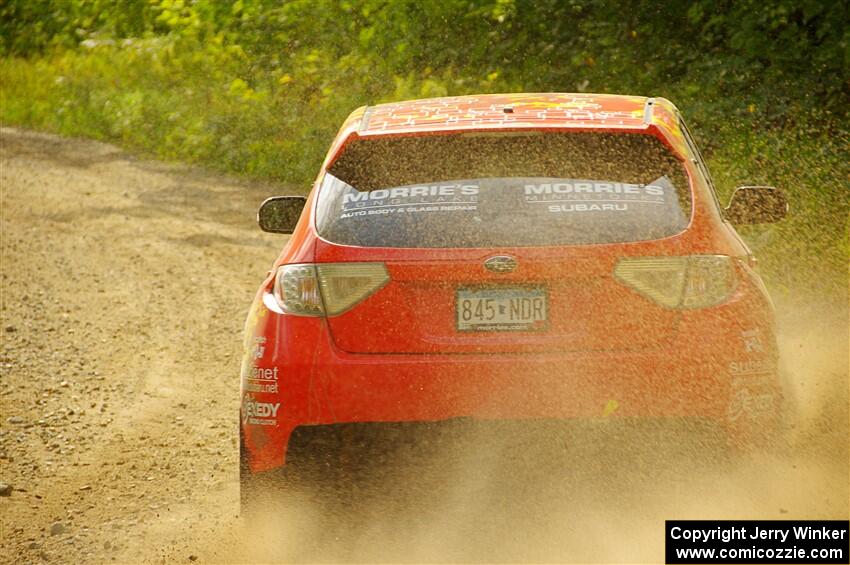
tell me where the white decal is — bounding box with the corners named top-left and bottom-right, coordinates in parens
top-left (524, 181), bottom-right (664, 196)
top-left (741, 329), bottom-right (764, 353)
top-left (246, 362), bottom-right (279, 394)
top-left (250, 366), bottom-right (278, 380)
top-left (547, 203), bottom-right (629, 213)
top-left (252, 336), bottom-right (267, 360)
top-left (245, 381), bottom-right (278, 394)
top-left (343, 184), bottom-right (479, 204)
top-left (523, 177), bottom-right (673, 212)
top-left (341, 183), bottom-right (480, 215)
top-left (727, 387), bottom-right (774, 421)
top-left (728, 359), bottom-right (773, 376)
top-left (242, 394), bottom-right (280, 426)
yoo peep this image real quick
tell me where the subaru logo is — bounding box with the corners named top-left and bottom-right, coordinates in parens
top-left (484, 255), bottom-right (517, 274)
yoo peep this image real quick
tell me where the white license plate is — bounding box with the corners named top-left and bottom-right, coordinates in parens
top-left (456, 287), bottom-right (547, 332)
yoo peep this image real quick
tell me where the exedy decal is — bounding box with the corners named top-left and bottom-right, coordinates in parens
top-left (242, 394), bottom-right (280, 426)
top-left (727, 385), bottom-right (775, 421)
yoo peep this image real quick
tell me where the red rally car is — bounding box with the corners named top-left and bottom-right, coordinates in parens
top-left (239, 93), bottom-right (788, 505)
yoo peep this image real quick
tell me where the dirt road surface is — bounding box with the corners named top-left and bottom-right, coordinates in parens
top-left (1, 127), bottom-right (847, 563)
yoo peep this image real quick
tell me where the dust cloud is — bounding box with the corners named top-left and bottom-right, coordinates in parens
top-left (192, 295), bottom-right (848, 564)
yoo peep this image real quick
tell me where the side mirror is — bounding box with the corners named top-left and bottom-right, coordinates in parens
top-left (724, 186), bottom-right (788, 224)
top-left (257, 196), bottom-right (307, 234)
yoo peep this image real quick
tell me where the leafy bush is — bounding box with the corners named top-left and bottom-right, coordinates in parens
top-left (1, 0), bottom-right (847, 290)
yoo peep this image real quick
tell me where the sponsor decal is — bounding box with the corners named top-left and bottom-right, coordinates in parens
top-left (242, 394), bottom-right (280, 426)
top-left (740, 328), bottom-right (764, 353)
top-left (343, 183), bottom-right (479, 204)
top-left (523, 178), bottom-right (672, 213)
top-left (548, 203), bottom-right (629, 213)
top-left (727, 384), bottom-right (775, 422)
top-left (246, 365), bottom-right (279, 394)
top-left (250, 366), bottom-right (278, 380)
top-left (335, 177), bottom-right (679, 219)
top-left (252, 336), bottom-right (267, 360)
top-left (340, 183), bottom-right (479, 216)
top-left (524, 181), bottom-right (665, 197)
top-left (243, 336), bottom-right (279, 393)
top-left (728, 359), bottom-right (773, 376)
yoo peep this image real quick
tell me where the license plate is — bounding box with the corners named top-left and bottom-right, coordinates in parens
top-left (456, 287), bottom-right (548, 332)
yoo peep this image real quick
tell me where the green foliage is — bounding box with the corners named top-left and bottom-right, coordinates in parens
top-left (1, 0), bottom-right (847, 289)
top-left (0, 0), bottom-right (156, 54)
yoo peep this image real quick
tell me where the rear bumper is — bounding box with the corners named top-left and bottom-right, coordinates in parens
top-left (243, 417), bottom-right (731, 499)
top-left (284, 417), bottom-right (729, 466)
top-left (312, 342), bottom-right (734, 419)
top-left (240, 292), bottom-right (781, 472)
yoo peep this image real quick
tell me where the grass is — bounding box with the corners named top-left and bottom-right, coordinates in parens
top-left (1, 41), bottom-right (846, 296)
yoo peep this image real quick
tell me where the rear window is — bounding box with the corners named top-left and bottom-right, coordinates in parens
top-left (316, 132), bottom-right (691, 248)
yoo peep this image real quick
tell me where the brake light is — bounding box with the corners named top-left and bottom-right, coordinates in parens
top-left (274, 264), bottom-right (323, 316)
top-left (614, 255), bottom-right (738, 309)
top-left (680, 255), bottom-right (738, 309)
top-left (273, 263), bottom-right (389, 316)
top-left (316, 263), bottom-right (390, 315)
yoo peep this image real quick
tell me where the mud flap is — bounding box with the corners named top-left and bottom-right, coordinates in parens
top-left (724, 379), bottom-right (782, 454)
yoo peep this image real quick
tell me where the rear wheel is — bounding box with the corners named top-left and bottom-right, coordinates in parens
top-left (240, 427), bottom-right (344, 518)
top-left (239, 427), bottom-right (260, 516)
top-left (777, 366), bottom-right (800, 450)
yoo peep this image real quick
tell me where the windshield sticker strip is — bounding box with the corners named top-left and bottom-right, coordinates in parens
top-left (525, 199), bottom-right (665, 204)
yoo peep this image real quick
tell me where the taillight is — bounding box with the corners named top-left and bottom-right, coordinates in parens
top-left (273, 264), bottom-right (323, 316)
top-left (316, 263), bottom-right (390, 315)
top-left (272, 263), bottom-right (389, 316)
top-left (680, 255), bottom-right (738, 309)
top-left (614, 255), bottom-right (738, 309)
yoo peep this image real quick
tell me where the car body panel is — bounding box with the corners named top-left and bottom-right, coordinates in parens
top-left (241, 93), bottom-right (780, 474)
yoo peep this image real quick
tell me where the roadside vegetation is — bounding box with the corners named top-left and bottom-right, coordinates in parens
top-left (1, 0), bottom-right (847, 292)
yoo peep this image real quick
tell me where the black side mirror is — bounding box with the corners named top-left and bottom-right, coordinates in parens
top-left (257, 196), bottom-right (307, 234)
top-left (724, 186), bottom-right (788, 224)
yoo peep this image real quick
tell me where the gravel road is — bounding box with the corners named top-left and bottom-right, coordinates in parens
top-left (1, 127), bottom-right (846, 563)
top-left (1, 127), bottom-right (280, 563)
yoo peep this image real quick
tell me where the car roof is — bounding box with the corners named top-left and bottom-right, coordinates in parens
top-left (359, 93), bottom-right (662, 133)
top-left (324, 93), bottom-right (692, 169)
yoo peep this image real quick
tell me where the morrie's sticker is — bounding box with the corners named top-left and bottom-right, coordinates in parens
top-left (524, 181), bottom-right (666, 196)
top-left (340, 183), bottom-right (480, 216)
top-left (343, 183), bottom-right (479, 204)
top-left (523, 179), bottom-right (669, 213)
